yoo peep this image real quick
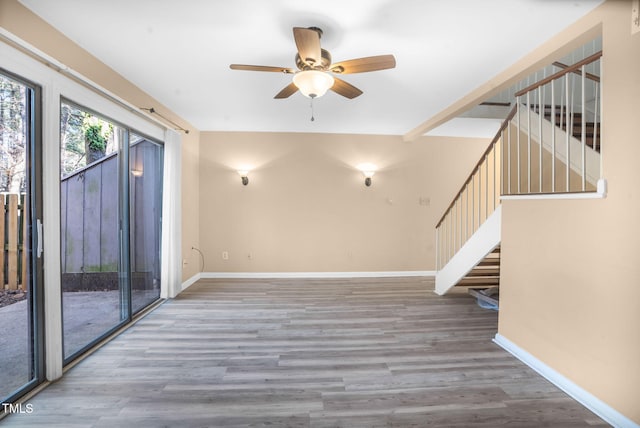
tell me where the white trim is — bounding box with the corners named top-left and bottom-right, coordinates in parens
top-left (435, 205), bottom-right (502, 295)
top-left (501, 192), bottom-right (604, 200)
top-left (494, 333), bottom-right (639, 428)
top-left (199, 271), bottom-right (436, 280)
top-left (0, 38), bottom-right (65, 381)
top-left (501, 178), bottom-right (607, 200)
top-left (181, 273), bottom-right (202, 291)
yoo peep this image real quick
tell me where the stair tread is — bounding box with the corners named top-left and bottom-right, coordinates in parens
top-left (476, 260), bottom-right (500, 267)
top-left (466, 271), bottom-right (500, 277)
top-left (458, 278), bottom-right (500, 285)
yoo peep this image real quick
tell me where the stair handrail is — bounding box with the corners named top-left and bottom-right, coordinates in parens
top-left (510, 51), bottom-right (602, 194)
top-left (514, 51), bottom-right (602, 97)
top-left (435, 106), bottom-right (515, 270)
top-left (436, 106), bottom-right (516, 230)
top-left (552, 61), bottom-right (600, 83)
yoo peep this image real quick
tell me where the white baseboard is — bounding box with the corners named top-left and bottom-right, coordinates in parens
top-left (199, 271), bottom-right (436, 279)
top-left (181, 272), bottom-right (202, 291)
top-left (180, 271), bottom-right (434, 293)
top-left (494, 333), bottom-right (638, 428)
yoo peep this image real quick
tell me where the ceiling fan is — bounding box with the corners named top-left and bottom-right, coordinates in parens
top-left (230, 27), bottom-right (396, 100)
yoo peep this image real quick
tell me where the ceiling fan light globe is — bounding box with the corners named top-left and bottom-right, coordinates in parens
top-left (293, 70), bottom-right (334, 98)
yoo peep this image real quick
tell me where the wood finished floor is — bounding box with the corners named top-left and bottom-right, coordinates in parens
top-left (2, 277), bottom-right (607, 427)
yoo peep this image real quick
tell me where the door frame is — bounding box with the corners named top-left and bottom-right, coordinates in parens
top-left (0, 68), bottom-right (45, 404)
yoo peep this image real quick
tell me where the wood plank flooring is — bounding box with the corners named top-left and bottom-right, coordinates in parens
top-left (1, 277), bottom-right (607, 427)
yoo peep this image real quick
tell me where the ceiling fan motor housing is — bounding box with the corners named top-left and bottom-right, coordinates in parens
top-left (295, 49), bottom-right (332, 71)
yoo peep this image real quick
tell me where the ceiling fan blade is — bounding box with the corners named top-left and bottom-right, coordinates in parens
top-left (331, 77), bottom-right (363, 99)
top-left (330, 55), bottom-right (396, 74)
top-left (274, 82), bottom-right (299, 99)
top-left (230, 64), bottom-right (295, 74)
top-left (293, 27), bottom-right (321, 67)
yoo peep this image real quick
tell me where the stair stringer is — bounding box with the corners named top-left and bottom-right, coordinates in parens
top-left (435, 205), bottom-right (501, 295)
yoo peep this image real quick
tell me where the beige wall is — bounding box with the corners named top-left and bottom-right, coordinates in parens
top-left (180, 131), bottom-right (201, 280)
top-left (499, 1), bottom-right (640, 424)
top-left (0, 0), bottom-right (201, 281)
top-left (199, 131), bottom-right (489, 272)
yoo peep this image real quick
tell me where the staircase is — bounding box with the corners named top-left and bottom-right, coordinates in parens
top-left (435, 51), bottom-right (602, 300)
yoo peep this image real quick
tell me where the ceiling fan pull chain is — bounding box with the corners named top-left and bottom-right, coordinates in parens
top-left (310, 97), bottom-right (315, 122)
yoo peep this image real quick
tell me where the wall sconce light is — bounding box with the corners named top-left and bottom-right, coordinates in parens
top-left (237, 170), bottom-right (249, 186)
top-left (131, 169), bottom-right (143, 177)
top-left (357, 163), bottom-right (377, 187)
top-left (363, 170), bottom-right (375, 187)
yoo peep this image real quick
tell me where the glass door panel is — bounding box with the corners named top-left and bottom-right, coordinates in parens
top-left (60, 101), bottom-right (127, 361)
top-left (130, 135), bottom-right (163, 313)
top-left (0, 70), bottom-right (43, 401)
top-left (59, 104), bottom-right (163, 363)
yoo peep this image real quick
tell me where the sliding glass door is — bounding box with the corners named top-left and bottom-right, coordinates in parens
top-left (0, 70), bottom-right (44, 402)
top-left (130, 135), bottom-right (163, 313)
top-left (60, 101), bottom-right (163, 362)
top-left (60, 102), bottom-right (124, 360)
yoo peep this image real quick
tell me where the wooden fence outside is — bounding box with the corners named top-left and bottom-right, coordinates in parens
top-left (0, 141), bottom-right (162, 292)
top-left (1, 192), bottom-right (28, 290)
top-left (60, 140), bottom-right (163, 290)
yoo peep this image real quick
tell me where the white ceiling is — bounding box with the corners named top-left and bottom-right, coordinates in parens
top-left (19, 0), bottom-right (603, 136)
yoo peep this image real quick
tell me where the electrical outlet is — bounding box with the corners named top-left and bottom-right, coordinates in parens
top-left (222, 251), bottom-right (229, 260)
